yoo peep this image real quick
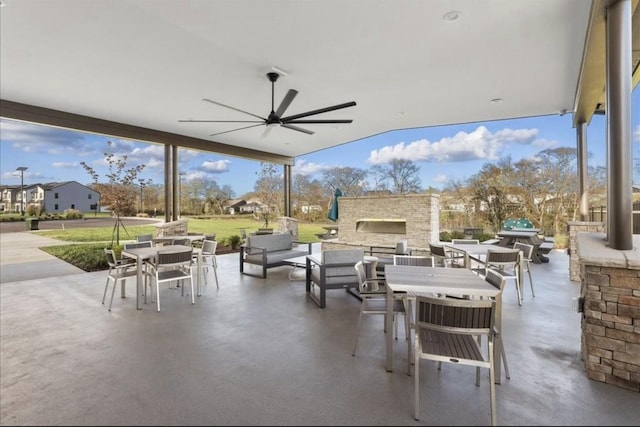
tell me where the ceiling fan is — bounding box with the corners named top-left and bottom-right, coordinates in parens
top-left (179, 72), bottom-right (356, 137)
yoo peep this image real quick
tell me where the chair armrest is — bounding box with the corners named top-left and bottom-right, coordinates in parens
top-left (293, 241), bottom-right (313, 254)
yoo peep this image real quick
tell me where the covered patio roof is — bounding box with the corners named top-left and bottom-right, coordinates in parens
top-left (1, 0), bottom-right (638, 165)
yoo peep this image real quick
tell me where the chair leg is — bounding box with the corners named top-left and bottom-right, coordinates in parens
top-left (189, 275), bottom-right (195, 304)
top-left (489, 341), bottom-right (497, 426)
top-left (102, 276), bottom-right (111, 305)
top-left (500, 336), bottom-right (511, 379)
top-left (414, 340), bottom-right (420, 420)
top-left (351, 309), bottom-right (364, 356)
top-left (527, 266), bottom-right (535, 297)
top-left (156, 279), bottom-right (161, 312)
top-left (108, 278), bottom-right (119, 311)
top-left (212, 259), bottom-right (219, 289)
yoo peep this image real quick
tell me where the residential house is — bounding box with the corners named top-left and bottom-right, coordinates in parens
top-left (223, 199), bottom-right (247, 215)
top-left (0, 185), bottom-right (20, 212)
top-left (28, 181), bottom-right (100, 213)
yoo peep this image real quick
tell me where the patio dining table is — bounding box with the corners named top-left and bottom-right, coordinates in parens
top-left (152, 234), bottom-right (206, 245)
top-left (384, 265), bottom-right (505, 382)
top-left (444, 243), bottom-right (524, 287)
top-left (122, 244), bottom-right (202, 310)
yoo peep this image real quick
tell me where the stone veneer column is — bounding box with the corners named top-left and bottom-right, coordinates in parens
top-left (576, 232), bottom-right (640, 391)
top-left (568, 221), bottom-right (605, 281)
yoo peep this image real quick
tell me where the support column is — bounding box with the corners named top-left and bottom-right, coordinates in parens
top-left (164, 144), bottom-right (172, 222)
top-left (605, 0), bottom-right (633, 250)
top-left (172, 145), bottom-right (179, 221)
top-left (284, 164), bottom-right (292, 217)
top-left (577, 122), bottom-right (589, 221)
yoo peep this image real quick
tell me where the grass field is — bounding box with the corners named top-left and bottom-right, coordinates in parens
top-left (37, 217), bottom-right (331, 272)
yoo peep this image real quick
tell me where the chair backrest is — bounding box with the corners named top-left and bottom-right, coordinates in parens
top-left (104, 248), bottom-right (117, 266)
top-left (513, 242), bottom-right (533, 260)
top-left (486, 249), bottom-right (520, 269)
top-left (124, 241), bottom-right (152, 250)
top-left (451, 239), bottom-right (480, 245)
top-left (429, 243), bottom-right (447, 258)
top-left (201, 239), bottom-right (217, 255)
top-left (204, 234), bottom-right (216, 241)
top-left (393, 255), bottom-right (434, 267)
top-left (136, 234), bottom-right (153, 242)
top-left (416, 295), bottom-right (495, 335)
top-left (157, 248), bottom-right (193, 267)
top-left (394, 239), bottom-right (409, 255)
top-left (171, 238), bottom-right (190, 246)
top-left (354, 260), bottom-right (380, 293)
top-left (484, 268), bottom-right (507, 291)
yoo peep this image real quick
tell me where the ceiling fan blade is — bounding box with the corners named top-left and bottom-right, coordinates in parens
top-left (281, 123), bottom-right (314, 135)
top-left (202, 98), bottom-right (266, 121)
top-left (280, 101), bottom-right (356, 122)
top-left (179, 119), bottom-right (263, 123)
top-left (210, 123), bottom-right (264, 137)
top-left (286, 119), bottom-right (353, 124)
top-left (275, 89), bottom-right (298, 117)
top-left (262, 125), bottom-right (274, 138)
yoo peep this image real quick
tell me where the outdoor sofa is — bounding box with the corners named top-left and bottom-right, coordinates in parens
top-left (239, 232), bottom-right (312, 278)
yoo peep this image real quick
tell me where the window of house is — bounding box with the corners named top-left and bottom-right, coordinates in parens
top-left (54, 204), bottom-right (58, 210)
top-left (88, 194), bottom-right (92, 199)
top-left (71, 204), bottom-right (75, 209)
top-left (54, 193), bottom-right (59, 199)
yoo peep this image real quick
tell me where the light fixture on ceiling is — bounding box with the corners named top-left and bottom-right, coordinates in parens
top-left (0, 1), bottom-right (6, 7)
top-left (443, 11), bottom-right (461, 22)
top-left (398, 111), bottom-right (407, 116)
top-left (490, 98), bottom-right (503, 104)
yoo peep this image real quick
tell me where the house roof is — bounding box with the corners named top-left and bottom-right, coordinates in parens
top-left (1, 1), bottom-right (638, 165)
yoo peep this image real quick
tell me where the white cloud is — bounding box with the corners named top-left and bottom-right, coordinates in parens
top-left (368, 125), bottom-right (539, 164)
top-left (433, 174), bottom-right (447, 183)
top-left (634, 124), bottom-right (640, 142)
top-left (293, 158), bottom-right (330, 176)
top-left (200, 159), bottom-right (231, 173)
top-left (1, 118), bottom-right (93, 155)
top-left (531, 138), bottom-right (558, 149)
top-left (52, 162), bottom-right (78, 168)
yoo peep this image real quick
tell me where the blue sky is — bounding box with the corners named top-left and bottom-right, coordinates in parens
top-left (1, 88), bottom-right (639, 197)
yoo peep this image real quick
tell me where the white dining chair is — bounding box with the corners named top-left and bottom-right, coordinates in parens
top-left (148, 248), bottom-right (195, 312)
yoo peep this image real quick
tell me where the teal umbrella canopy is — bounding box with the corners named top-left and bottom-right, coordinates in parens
top-left (328, 188), bottom-right (343, 222)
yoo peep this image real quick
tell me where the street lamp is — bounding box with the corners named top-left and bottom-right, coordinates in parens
top-left (15, 166), bottom-right (27, 215)
top-left (138, 178), bottom-right (147, 213)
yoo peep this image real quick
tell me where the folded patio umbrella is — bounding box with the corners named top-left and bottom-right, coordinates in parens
top-left (328, 188), bottom-right (343, 222)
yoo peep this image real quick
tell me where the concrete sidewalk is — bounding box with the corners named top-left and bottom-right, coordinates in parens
top-left (0, 232), bottom-right (85, 283)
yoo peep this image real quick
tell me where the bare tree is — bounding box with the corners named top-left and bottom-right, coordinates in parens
top-left (80, 141), bottom-right (145, 245)
top-left (254, 162), bottom-right (283, 228)
top-left (321, 166), bottom-right (369, 200)
top-left (371, 158), bottom-right (421, 194)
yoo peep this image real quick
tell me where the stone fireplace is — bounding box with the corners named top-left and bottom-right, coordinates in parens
top-left (321, 193), bottom-right (439, 252)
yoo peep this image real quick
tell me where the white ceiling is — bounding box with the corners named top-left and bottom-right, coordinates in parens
top-left (0, 0), bottom-right (632, 163)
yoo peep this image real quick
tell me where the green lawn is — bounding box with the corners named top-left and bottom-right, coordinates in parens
top-left (36, 217), bottom-right (329, 245)
top-left (37, 217), bottom-right (330, 272)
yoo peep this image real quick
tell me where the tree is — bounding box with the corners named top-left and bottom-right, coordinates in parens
top-left (371, 158), bottom-right (422, 194)
top-left (254, 162), bottom-right (282, 228)
top-left (321, 166), bottom-right (369, 201)
top-left (467, 159), bottom-right (515, 232)
top-left (80, 141), bottom-right (145, 245)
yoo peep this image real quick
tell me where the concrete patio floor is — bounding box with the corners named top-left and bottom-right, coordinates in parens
top-left (1, 233), bottom-right (639, 426)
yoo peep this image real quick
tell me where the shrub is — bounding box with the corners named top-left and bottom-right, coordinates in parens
top-left (228, 234), bottom-right (242, 249)
top-left (439, 231), bottom-right (452, 242)
top-left (553, 233), bottom-right (568, 249)
top-left (63, 209), bottom-right (83, 219)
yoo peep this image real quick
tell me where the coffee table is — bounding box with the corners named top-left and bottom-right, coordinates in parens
top-left (282, 255), bottom-right (310, 281)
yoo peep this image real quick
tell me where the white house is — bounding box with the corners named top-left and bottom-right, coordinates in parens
top-left (29, 181), bottom-right (100, 213)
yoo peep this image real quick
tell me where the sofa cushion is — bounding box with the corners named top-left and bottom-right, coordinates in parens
top-left (245, 249), bottom-right (308, 265)
top-left (246, 233), bottom-right (292, 254)
top-left (318, 249), bottom-right (364, 280)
